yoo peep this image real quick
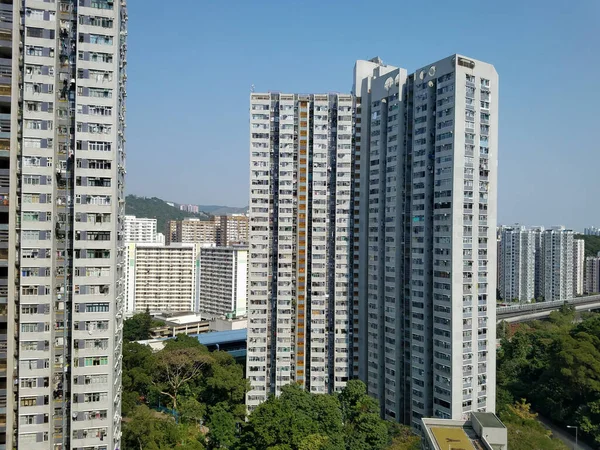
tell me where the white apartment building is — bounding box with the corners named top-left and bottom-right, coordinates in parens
top-left (354, 55), bottom-right (498, 426)
top-left (197, 246), bottom-right (247, 316)
top-left (126, 243), bottom-right (196, 313)
top-left (573, 239), bottom-right (585, 296)
top-left (542, 227), bottom-right (574, 301)
top-left (498, 226), bottom-right (535, 302)
top-left (246, 93), bottom-right (353, 411)
top-left (123, 215), bottom-right (157, 242)
top-left (585, 254), bottom-right (600, 294)
top-left (7, 1), bottom-right (128, 449)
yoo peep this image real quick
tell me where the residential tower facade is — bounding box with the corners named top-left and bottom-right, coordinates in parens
top-left (197, 246), bottom-right (248, 316)
top-left (354, 55), bottom-right (498, 426)
top-left (13, 0), bottom-right (127, 448)
top-left (246, 93), bottom-right (354, 410)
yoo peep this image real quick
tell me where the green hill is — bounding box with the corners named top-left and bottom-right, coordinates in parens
top-left (575, 234), bottom-right (600, 258)
top-left (125, 195), bottom-right (211, 234)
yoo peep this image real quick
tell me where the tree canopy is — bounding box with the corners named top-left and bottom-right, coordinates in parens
top-left (121, 333), bottom-right (420, 450)
top-left (496, 309), bottom-right (600, 448)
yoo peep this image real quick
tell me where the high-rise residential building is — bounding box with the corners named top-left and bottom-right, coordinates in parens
top-left (584, 226), bottom-right (600, 236)
top-left (179, 204), bottom-right (199, 214)
top-left (542, 227), bottom-right (574, 301)
top-left (531, 226), bottom-right (545, 299)
top-left (573, 239), bottom-right (585, 296)
top-left (354, 55), bottom-right (498, 426)
top-left (215, 214), bottom-right (249, 246)
top-left (585, 254), bottom-right (600, 294)
top-left (7, 1), bottom-right (128, 449)
top-left (197, 246), bottom-right (248, 316)
top-left (498, 226), bottom-right (535, 302)
top-left (246, 92), bottom-right (354, 411)
top-left (124, 215), bottom-right (157, 242)
top-left (165, 218), bottom-right (217, 246)
top-left (125, 243), bottom-right (196, 313)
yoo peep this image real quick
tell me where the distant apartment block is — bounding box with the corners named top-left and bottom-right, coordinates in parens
top-left (499, 226), bottom-right (535, 302)
top-left (126, 243), bottom-right (197, 313)
top-left (573, 239), bottom-right (585, 296)
top-left (498, 226), bottom-right (576, 302)
top-left (542, 227), bottom-right (574, 301)
top-left (584, 226), bottom-right (600, 236)
top-left (166, 218), bottom-right (217, 246)
top-left (179, 203), bottom-right (199, 214)
top-left (585, 254), bottom-right (600, 294)
top-left (124, 215), bottom-right (158, 243)
top-left (197, 246), bottom-right (248, 316)
top-left (216, 214), bottom-right (249, 246)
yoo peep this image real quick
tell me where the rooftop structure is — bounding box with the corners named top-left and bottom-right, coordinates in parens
top-left (421, 413), bottom-right (507, 450)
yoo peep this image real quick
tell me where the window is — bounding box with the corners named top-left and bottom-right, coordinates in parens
top-left (23, 175), bottom-right (42, 185)
top-left (89, 141), bottom-right (112, 151)
top-left (83, 392), bottom-right (109, 403)
top-left (91, 0), bottom-right (114, 10)
top-left (76, 302), bottom-right (110, 313)
top-left (89, 34), bottom-right (113, 45)
top-left (21, 323), bottom-right (40, 333)
top-left (80, 15), bottom-right (114, 28)
top-left (87, 87), bottom-right (112, 98)
top-left (83, 356), bottom-right (109, 367)
top-left (23, 137), bottom-right (42, 148)
top-left (89, 52), bottom-right (113, 63)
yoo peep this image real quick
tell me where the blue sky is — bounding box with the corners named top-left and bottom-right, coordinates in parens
top-left (126, 0), bottom-right (599, 230)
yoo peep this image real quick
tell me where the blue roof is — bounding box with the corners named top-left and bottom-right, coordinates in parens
top-left (193, 328), bottom-right (247, 346)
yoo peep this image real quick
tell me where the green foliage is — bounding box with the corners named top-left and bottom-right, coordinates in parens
top-left (122, 338), bottom-right (408, 450)
top-left (123, 310), bottom-right (154, 342)
top-left (121, 334), bottom-right (248, 449)
top-left (125, 195), bottom-right (211, 235)
top-left (238, 380), bottom-right (395, 450)
top-left (497, 310), bottom-right (600, 448)
top-left (575, 234), bottom-right (600, 258)
top-left (207, 403), bottom-right (237, 449)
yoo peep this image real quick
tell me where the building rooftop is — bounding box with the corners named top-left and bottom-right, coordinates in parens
top-left (193, 328), bottom-right (247, 346)
top-left (422, 414), bottom-right (507, 450)
top-left (430, 426), bottom-right (475, 450)
top-left (471, 412), bottom-right (505, 429)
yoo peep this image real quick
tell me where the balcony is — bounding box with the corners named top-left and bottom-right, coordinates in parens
top-left (0, 114), bottom-right (8, 140)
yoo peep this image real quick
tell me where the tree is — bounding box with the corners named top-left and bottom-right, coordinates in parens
top-left (207, 403), bottom-right (237, 449)
top-left (387, 424), bottom-right (421, 450)
top-left (497, 309), bottom-right (600, 447)
top-left (123, 309), bottom-right (154, 341)
top-left (122, 405), bottom-right (180, 450)
top-left (153, 347), bottom-right (211, 411)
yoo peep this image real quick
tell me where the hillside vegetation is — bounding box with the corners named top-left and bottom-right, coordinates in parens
top-left (497, 306), bottom-right (600, 449)
top-left (575, 234), bottom-right (600, 258)
top-left (125, 195), bottom-right (211, 234)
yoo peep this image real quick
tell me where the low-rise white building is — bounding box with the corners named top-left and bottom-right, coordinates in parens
top-left (126, 243), bottom-right (197, 313)
top-left (124, 215), bottom-right (159, 243)
top-left (197, 246), bottom-right (248, 316)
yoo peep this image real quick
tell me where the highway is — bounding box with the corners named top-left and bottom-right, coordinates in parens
top-left (496, 294), bottom-right (600, 323)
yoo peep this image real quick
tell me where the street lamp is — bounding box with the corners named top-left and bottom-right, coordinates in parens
top-left (566, 425), bottom-right (578, 450)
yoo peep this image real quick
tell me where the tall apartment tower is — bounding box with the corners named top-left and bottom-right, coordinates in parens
top-left (11, 0), bottom-right (128, 449)
top-left (354, 55), bottom-right (498, 426)
top-left (531, 226), bottom-right (545, 299)
top-left (542, 227), bottom-right (574, 301)
top-left (246, 93), bottom-right (354, 411)
top-left (573, 238), bottom-right (585, 296)
top-left (498, 226), bottom-right (535, 302)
